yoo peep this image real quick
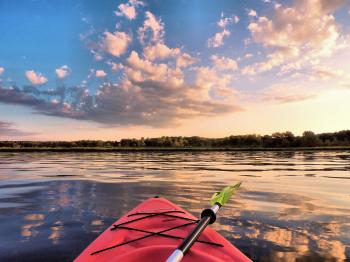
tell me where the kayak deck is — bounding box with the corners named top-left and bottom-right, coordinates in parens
top-left (75, 197), bottom-right (251, 262)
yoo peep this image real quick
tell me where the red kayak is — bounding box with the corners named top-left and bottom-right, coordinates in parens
top-left (75, 197), bottom-right (251, 261)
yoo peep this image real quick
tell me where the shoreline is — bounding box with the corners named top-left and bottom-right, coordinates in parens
top-left (0, 146), bottom-right (350, 152)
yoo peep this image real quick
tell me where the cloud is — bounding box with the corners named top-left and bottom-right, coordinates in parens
top-left (246, 0), bottom-right (347, 75)
top-left (115, 4), bottom-right (136, 20)
top-left (25, 70), bottom-right (48, 85)
top-left (143, 43), bottom-right (195, 67)
top-left (217, 13), bottom-right (239, 28)
top-left (247, 9), bottom-right (257, 17)
top-left (194, 66), bottom-right (238, 99)
top-left (114, 0), bottom-right (144, 20)
top-left (309, 66), bottom-right (346, 81)
top-left (0, 54), bottom-right (240, 127)
top-left (262, 84), bottom-right (317, 103)
top-left (95, 70), bottom-right (107, 78)
top-left (176, 53), bottom-right (196, 68)
top-left (245, 53), bottom-right (254, 59)
top-left (55, 65), bottom-right (71, 79)
top-left (138, 11), bottom-right (164, 45)
top-left (208, 13), bottom-right (238, 48)
top-left (103, 31), bottom-right (132, 57)
top-left (0, 67), bottom-right (4, 76)
top-left (0, 121), bottom-right (36, 137)
top-left (211, 55), bottom-right (238, 71)
top-left (0, 6), bottom-right (244, 127)
top-left (107, 62), bottom-right (124, 72)
top-left (143, 43), bottom-right (180, 61)
top-left (125, 50), bottom-right (184, 86)
top-left (208, 29), bottom-right (230, 48)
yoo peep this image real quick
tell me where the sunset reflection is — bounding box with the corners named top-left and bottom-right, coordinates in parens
top-left (0, 151), bottom-right (349, 261)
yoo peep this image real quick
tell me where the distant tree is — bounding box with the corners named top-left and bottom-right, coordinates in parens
top-left (301, 131), bottom-right (321, 147)
top-left (1, 130), bottom-right (350, 149)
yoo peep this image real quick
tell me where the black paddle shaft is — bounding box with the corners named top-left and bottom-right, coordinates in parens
top-left (178, 216), bottom-right (211, 255)
top-left (177, 207), bottom-right (218, 256)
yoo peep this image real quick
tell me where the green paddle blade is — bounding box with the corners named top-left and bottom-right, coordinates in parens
top-left (210, 182), bottom-right (242, 206)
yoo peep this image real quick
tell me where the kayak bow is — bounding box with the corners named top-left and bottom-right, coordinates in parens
top-left (75, 183), bottom-right (250, 262)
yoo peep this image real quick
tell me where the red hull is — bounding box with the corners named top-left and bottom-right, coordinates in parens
top-left (75, 197), bottom-right (251, 262)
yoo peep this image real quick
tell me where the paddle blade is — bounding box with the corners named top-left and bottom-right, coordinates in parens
top-left (210, 182), bottom-right (242, 206)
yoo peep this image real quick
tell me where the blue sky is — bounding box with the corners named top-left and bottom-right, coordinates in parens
top-left (0, 0), bottom-right (350, 140)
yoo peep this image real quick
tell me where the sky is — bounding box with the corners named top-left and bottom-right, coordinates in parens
top-left (0, 0), bottom-right (350, 140)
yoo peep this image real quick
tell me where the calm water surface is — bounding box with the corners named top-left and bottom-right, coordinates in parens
top-left (0, 151), bottom-right (349, 261)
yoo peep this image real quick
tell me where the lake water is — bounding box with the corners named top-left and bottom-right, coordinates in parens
top-left (0, 151), bottom-right (349, 261)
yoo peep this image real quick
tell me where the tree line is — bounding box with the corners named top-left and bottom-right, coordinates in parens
top-left (1, 130), bottom-right (350, 148)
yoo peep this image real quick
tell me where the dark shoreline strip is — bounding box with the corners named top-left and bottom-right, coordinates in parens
top-left (0, 146), bottom-right (350, 152)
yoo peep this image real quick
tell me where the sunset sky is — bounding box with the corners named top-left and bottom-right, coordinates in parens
top-left (0, 0), bottom-right (350, 140)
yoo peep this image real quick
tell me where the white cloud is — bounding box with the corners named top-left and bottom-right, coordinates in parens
top-left (217, 14), bottom-right (239, 28)
top-left (103, 31), bottom-right (132, 57)
top-left (55, 65), bottom-right (71, 79)
top-left (245, 53), bottom-right (254, 59)
top-left (211, 55), bottom-right (238, 71)
top-left (248, 9), bottom-right (257, 17)
top-left (0, 67), bottom-right (4, 76)
top-left (208, 29), bottom-right (230, 48)
top-left (96, 70), bottom-right (107, 78)
top-left (25, 70), bottom-right (48, 85)
top-left (138, 11), bottom-right (164, 45)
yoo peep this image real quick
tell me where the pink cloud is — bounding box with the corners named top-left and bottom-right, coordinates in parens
top-left (246, 0), bottom-right (347, 75)
top-left (115, 0), bottom-right (144, 20)
top-left (138, 11), bottom-right (164, 45)
top-left (207, 29), bottom-right (230, 48)
top-left (143, 43), bottom-right (180, 61)
top-left (96, 70), bottom-right (107, 78)
top-left (25, 70), bottom-right (48, 85)
top-left (176, 53), bottom-right (196, 68)
top-left (55, 65), bottom-right (71, 79)
top-left (211, 55), bottom-right (238, 71)
top-left (103, 31), bottom-right (132, 57)
top-left (115, 4), bottom-right (136, 20)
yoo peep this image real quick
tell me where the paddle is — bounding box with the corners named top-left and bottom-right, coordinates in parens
top-left (166, 182), bottom-right (242, 262)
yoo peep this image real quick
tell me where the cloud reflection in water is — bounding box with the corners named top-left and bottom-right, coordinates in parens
top-left (0, 151), bottom-right (349, 261)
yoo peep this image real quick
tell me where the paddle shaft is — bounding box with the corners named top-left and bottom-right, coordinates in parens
top-left (166, 204), bottom-right (220, 262)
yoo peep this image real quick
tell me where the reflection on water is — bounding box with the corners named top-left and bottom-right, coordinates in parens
top-left (0, 151), bottom-right (349, 261)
